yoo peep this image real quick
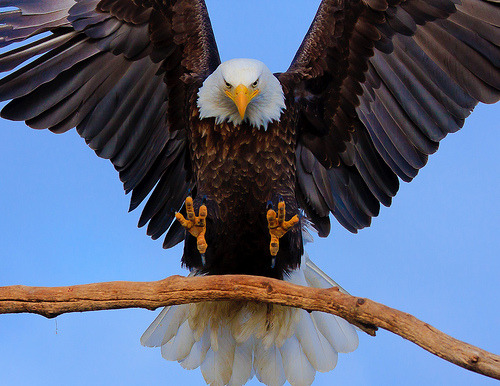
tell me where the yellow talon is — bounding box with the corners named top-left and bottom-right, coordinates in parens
top-left (176, 197), bottom-right (208, 255)
top-left (267, 201), bottom-right (299, 257)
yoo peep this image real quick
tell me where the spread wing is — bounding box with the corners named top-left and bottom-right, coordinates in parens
top-left (0, 0), bottom-right (220, 247)
top-left (280, 0), bottom-right (499, 235)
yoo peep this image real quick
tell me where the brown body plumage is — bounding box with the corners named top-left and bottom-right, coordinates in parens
top-left (185, 108), bottom-right (302, 278)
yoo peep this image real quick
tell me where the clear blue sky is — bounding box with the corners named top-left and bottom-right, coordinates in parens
top-left (0, 1), bottom-right (498, 385)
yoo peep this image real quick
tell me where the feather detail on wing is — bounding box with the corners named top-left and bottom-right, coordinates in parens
top-left (283, 0), bottom-right (500, 235)
top-left (0, 0), bottom-right (221, 248)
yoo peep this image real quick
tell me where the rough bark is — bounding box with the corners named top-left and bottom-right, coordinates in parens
top-left (1, 275), bottom-right (499, 379)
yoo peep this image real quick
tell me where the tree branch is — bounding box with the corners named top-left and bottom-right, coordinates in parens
top-left (1, 275), bottom-right (498, 380)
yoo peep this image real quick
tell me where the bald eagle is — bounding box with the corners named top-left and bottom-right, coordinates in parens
top-left (0, 0), bottom-right (498, 385)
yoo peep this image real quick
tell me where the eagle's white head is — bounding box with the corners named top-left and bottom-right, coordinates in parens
top-left (197, 58), bottom-right (286, 129)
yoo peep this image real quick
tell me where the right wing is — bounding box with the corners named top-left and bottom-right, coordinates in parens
top-left (280, 0), bottom-right (499, 235)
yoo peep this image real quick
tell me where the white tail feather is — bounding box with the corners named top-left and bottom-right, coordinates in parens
top-left (161, 320), bottom-right (195, 361)
top-left (201, 348), bottom-right (220, 385)
top-left (140, 306), bottom-right (172, 347)
top-left (201, 327), bottom-right (236, 386)
top-left (228, 339), bottom-right (254, 386)
top-left (141, 246), bottom-right (358, 385)
top-left (312, 311), bottom-right (359, 353)
top-left (279, 335), bottom-right (315, 386)
top-left (181, 337), bottom-right (206, 370)
top-left (295, 310), bottom-right (338, 373)
top-left (304, 257), bottom-right (350, 294)
top-left (254, 343), bottom-right (286, 386)
top-left (140, 304), bottom-right (189, 348)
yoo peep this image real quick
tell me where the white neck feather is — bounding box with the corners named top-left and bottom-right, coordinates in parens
top-left (197, 59), bottom-right (286, 130)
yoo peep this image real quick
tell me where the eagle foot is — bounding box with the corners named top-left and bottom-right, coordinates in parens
top-left (175, 196), bottom-right (208, 258)
top-left (267, 200), bottom-right (299, 259)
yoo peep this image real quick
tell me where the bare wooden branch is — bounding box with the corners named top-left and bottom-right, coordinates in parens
top-left (1, 275), bottom-right (499, 380)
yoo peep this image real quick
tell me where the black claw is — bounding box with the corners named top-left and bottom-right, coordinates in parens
top-left (201, 253), bottom-right (206, 266)
top-left (202, 195), bottom-right (207, 204)
top-left (278, 195), bottom-right (284, 202)
top-left (271, 256), bottom-right (276, 269)
top-left (267, 201), bottom-right (273, 210)
top-left (187, 188), bottom-right (192, 197)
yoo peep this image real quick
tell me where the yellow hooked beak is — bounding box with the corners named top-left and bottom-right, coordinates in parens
top-left (225, 84), bottom-right (260, 119)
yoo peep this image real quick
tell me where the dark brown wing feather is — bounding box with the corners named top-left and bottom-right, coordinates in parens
top-left (0, 0), bottom-right (220, 247)
top-left (280, 0), bottom-right (500, 235)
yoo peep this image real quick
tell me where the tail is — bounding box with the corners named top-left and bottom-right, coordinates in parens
top-left (141, 245), bottom-right (358, 386)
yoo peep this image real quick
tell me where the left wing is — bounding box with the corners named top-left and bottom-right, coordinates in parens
top-left (0, 0), bottom-right (221, 247)
top-left (280, 0), bottom-right (499, 235)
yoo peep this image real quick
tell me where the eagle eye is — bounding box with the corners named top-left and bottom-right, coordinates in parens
top-left (225, 81), bottom-right (232, 89)
top-left (252, 79), bottom-right (259, 87)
